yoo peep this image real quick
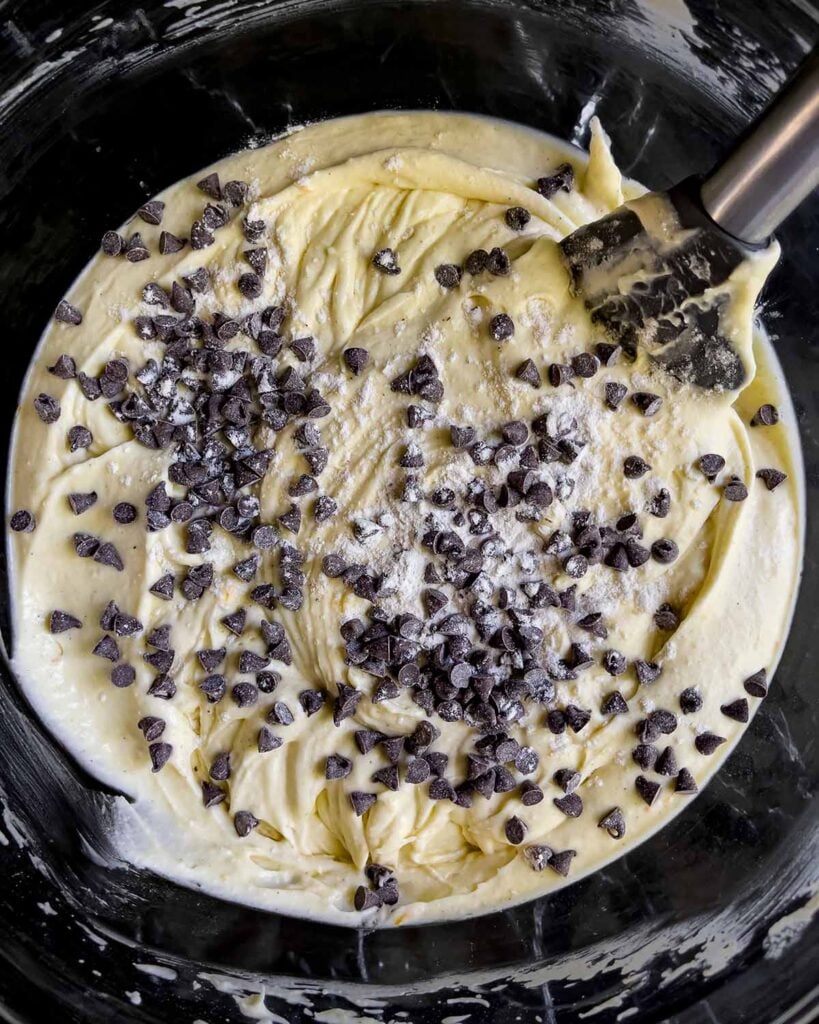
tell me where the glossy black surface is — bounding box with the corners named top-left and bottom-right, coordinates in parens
top-left (0, 1), bottom-right (817, 1021)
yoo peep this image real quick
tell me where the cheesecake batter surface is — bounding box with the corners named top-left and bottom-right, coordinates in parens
top-left (8, 112), bottom-right (801, 925)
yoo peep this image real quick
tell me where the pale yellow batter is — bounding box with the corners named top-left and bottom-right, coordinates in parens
top-left (7, 112), bottom-right (801, 925)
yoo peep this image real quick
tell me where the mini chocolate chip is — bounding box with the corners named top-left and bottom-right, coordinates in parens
top-left (279, 505), bottom-right (301, 533)
top-left (429, 777), bottom-right (456, 801)
top-left (148, 674), bottom-right (176, 700)
top-left (257, 726), bottom-right (282, 753)
top-left (651, 538), bottom-right (678, 564)
top-left (124, 232), bottom-right (150, 261)
top-left (723, 478), bottom-right (749, 502)
top-left (489, 313), bottom-right (515, 342)
top-left (149, 574), bottom-right (175, 600)
top-left (299, 689), bottom-right (326, 716)
top-left (676, 767), bottom-right (698, 793)
top-left (343, 347), bottom-right (369, 375)
top-left (565, 704), bottom-right (591, 732)
top-left (149, 742), bottom-right (172, 772)
top-left (333, 682), bottom-right (361, 725)
top-left (34, 393), bottom-right (61, 423)
top-left (655, 746), bottom-right (678, 777)
top-left (197, 172), bottom-right (222, 199)
top-left (253, 523), bottom-right (280, 548)
top-left (199, 675), bottom-right (226, 703)
top-left (654, 603), bottom-right (680, 631)
top-left (596, 343), bottom-right (621, 366)
top-left (223, 179), bottom-right (249, 206)
top-left (159, 231), bottom-right (186, 254)
top-left (698, 453), bottom-right (725, 481)
top-left (405, 761), bottom-right (432, 782)
top-left (601, 691), bottom-right (628, 715)
top-left (571, 352), bottom-right (599, 378)
top-left (372, 765), bottom-right (400, 791)
top-left (548, 363), bottom-right (574, 387)
top-left (679, 687), bottom-right (703, 714)
top-left (92, 635), bottom-right (120, 662)
top-left (743, 669), bottom-right (768, 698)
top-left (48, 354), bottom-right (76, 378)
top-left (577, 612), bottom-right (607, 638)
top-left (94, 541), bottom-right (124, 571)
top-left (372, 248), bottom-right (401, 274)
top-left (632, 744), bottom-right (658, 770)
top-left (631, 392), bottom-right (662, 416)
top-left (603, 649), bottom-right (627, 675)
top-left (695, 732), bottom-right (726, 755)
top-left (184, 267), bottom-right (211, 293)
top-left (635, 775), bottom-right (661, 806)
top-left (623, 455), bottom-right (651, 479)
top-left (434, 263), bottom-right (462, 288)
top-left (450, 424), bottom-right (476, 449)
top-left (201, 781), bottom-right (225, 807)
top-left (101, 231), bottom-right (123, 256)
top-left (325, 754), bottom-right (353, 780)
top-left (563, 554), bottom-right (588, 579)
top-left (354, 886), bottom-right (381, 912)
top-left (554, 793), bottom-right (583, 817)
top-left (350, 791), bottom-right (377, 816)
top-left (10, 509), bottom-right (35, 532)
top-left (231, 682), bottom-right (258, 708)
top-left (55, 300), bottom-right (83, 326)
top-left (505, 816), bottom-right (528, 844)
top-left (598, 807), bottom-right (626, 839)
top-left (190, 220), bottom-right (214, 250)
top-left (649, 488), bottom-right (671, 518)
top-left (67, 492), bottom-right (97, 515)
top-left (505, 206), bottom-right (531, 231)
top-left (756, 468), bottom-right (787, 491)
top-left (515, 746), bottom-right (539, 774)
top-left (536, 163), bottom-right (574, 198)
top-left (721, 698), bottom-right (749, 722)
top-left (486, 247), bottom-right (511, 276)
top-left (266, 701), bottom-right (293, 726)
top-left (137, 717), bottom-right (165, 743)
top-left (751, 404), bottom-right (779, 427)
top-left (112, 502), bottom-right (136, 524)
top-left (604, 381), bottom-right (628, 410)
top-left (49, 610), bottom-right (82, 633)
top-left (635, 660), bottom-right (662, 685)
top-left (114, 612), bottom-right (142, 637)
top-left (238, 272), bottom-right (262, 298)
top-left (313, 496), bottom-right (337, 522)
top-left (138, 200), bottom-right (165, 225)
top-left (234, 811), bottom-right (259, 837)
top-left (520, 781), bottom-right (543, 806)
top-left (465, 249), bottom-right (489, 274)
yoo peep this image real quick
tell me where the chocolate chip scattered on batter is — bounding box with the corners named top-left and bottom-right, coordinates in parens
top-left (750, 403), bottom-right (779, 427)
top-left (55, 300), bottom-right (83, 326)
top-left (723, 478), bottom-right (749, 502)
top-left (536, 163), bottom-right (574, 198)
top-left (505, 207), bottom-right (531, 231)
top-left (756, 468), bottom-right (787, 491)
top-left (598, 807), bottom-right (626, 839)
top-left (743, 669), bottom-right (768, 698)
top-left (694, 732), bottom-right (726, 755)
top-left (34, 393), bottom-right (61, 424)
top-left (489, 313), bottom-right (515, 342)
top-left (698, 453), bottom-right (725, 481)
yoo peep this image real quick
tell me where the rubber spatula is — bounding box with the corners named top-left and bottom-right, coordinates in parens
top-left (560, 48), bottom-right (819, 390)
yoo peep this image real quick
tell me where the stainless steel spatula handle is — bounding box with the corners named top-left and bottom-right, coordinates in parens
top-left (701, 48), bottom-right (819, 246)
